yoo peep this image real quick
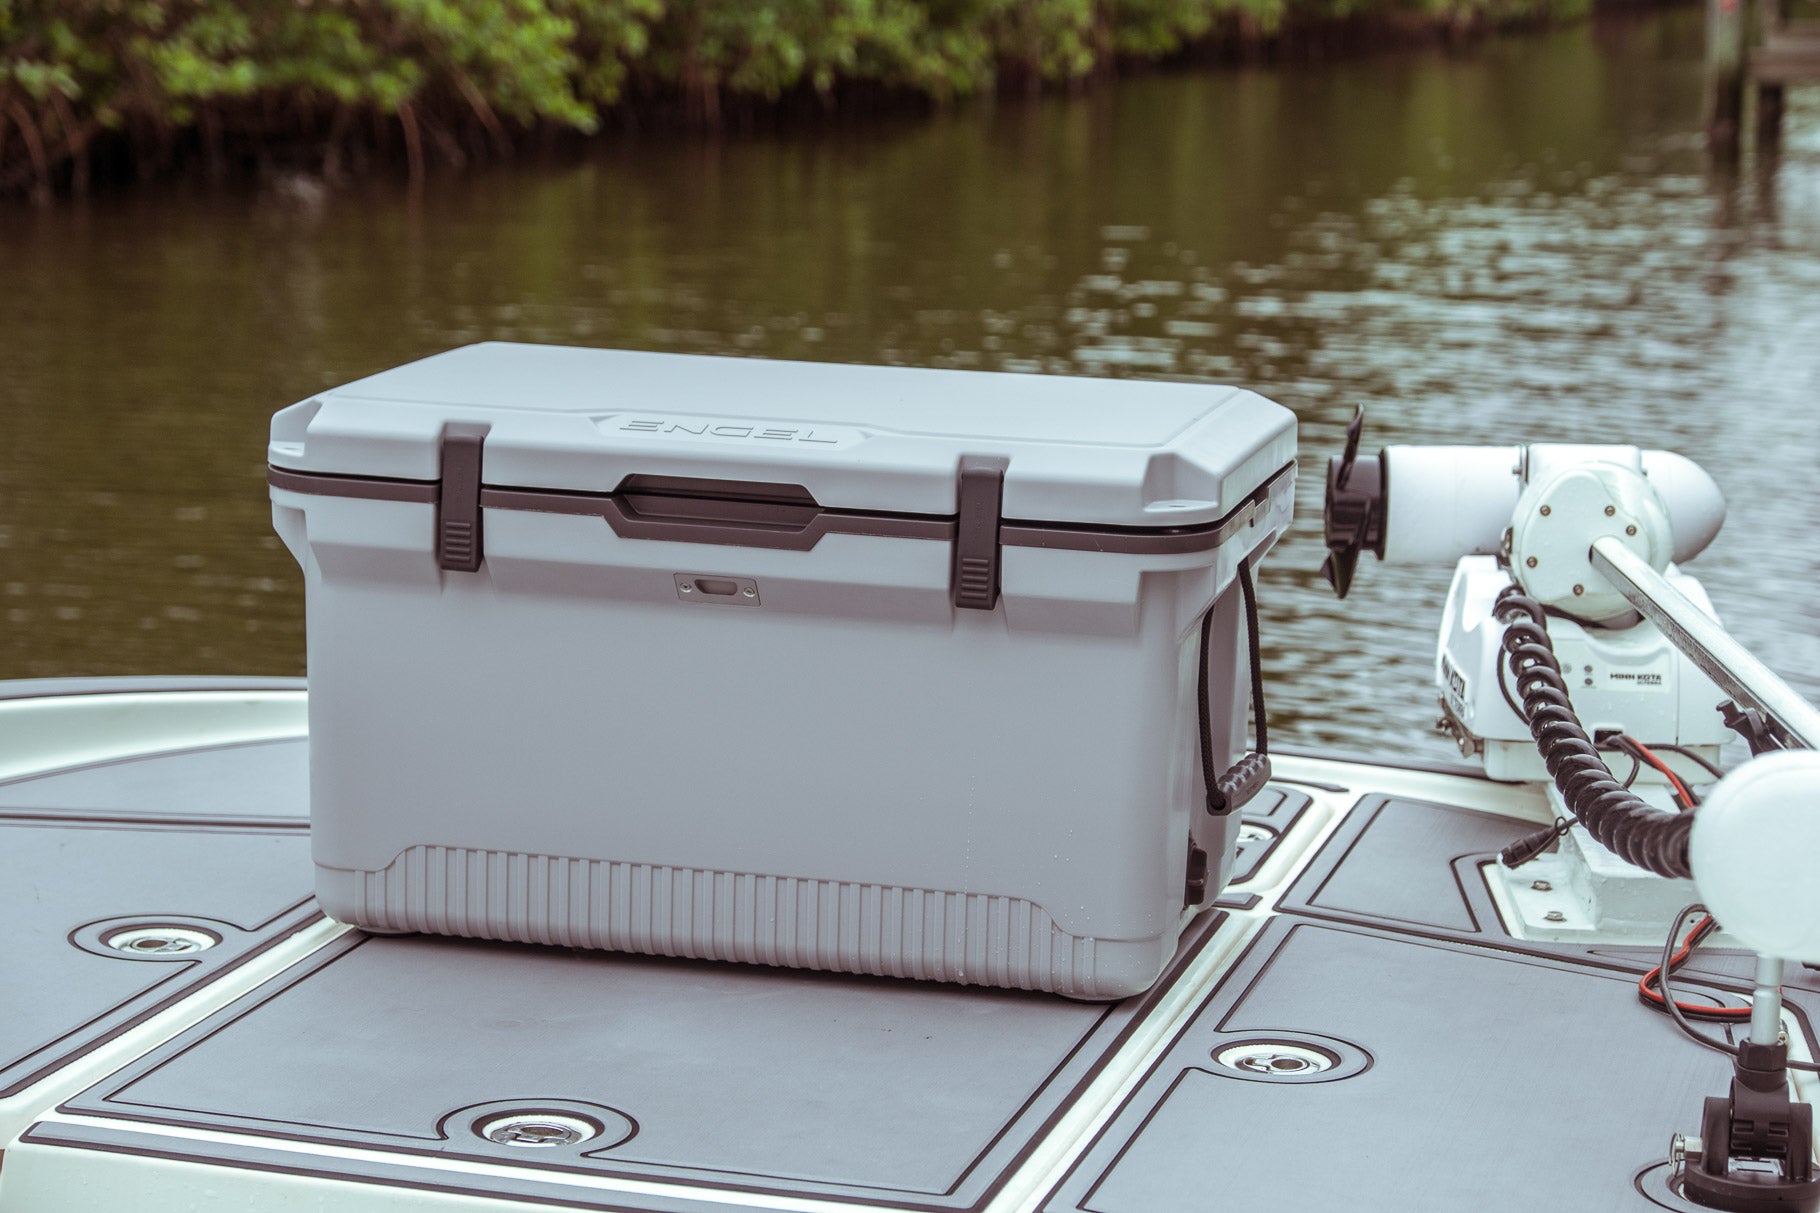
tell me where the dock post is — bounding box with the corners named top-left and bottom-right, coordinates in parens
top-left (1707, 0), bottom-right (1746, 155)
top-left (1756, 0), bottom-right (1786, 149)
top-left (1758, 82), bottom-right (1785, 148)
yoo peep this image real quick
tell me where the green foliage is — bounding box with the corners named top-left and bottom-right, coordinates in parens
top-left (567, 0), bottom-right (664, 105)
top-left (0, 0), bottom-right (1603, 196)
top-left (1113, 0), bottom-right (1269, 53)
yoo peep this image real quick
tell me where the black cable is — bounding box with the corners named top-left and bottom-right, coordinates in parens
top-left (1640, 915), bottom-right (1749, 1023)
top-left (1499, 744), bottom-right (1673, 869)
top-left (1609, 734), bottom-right (1702, 809)
top-left (1502, 740), bottom-right (1680, 866)
top-left (1500, 816), bottom-right (1574, 868)
top-left (1494, 585), bottom-right (1694, 878)
top-left (1496, 646), bottom-right (1525, 721)
top-left (1657, 904), bottom-right (1820, 1073)
top-left (1599, 737), bottom-right (1643, 790)
top-left (1605, 734), bottom-right (1693, 807)
top-left (1650, 742), bottom-right (1727, 781)
top-left (1658, 910), bottom-right (1745, 1058)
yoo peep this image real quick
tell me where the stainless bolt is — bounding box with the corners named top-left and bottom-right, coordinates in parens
top-left (679, 583), bottom-right (693, 592)
top-left (1604, 505), bottom-right (1616, 517)
top-left (1573, 583), bottom-right (1585, 596)
top-left (130, 936), bottom-right (194, 953)
top-left (1539, 505), bottom-right (1552, 516)
top-left (1531, 879), bottom-right (1553, 892)
top-left (477, 1112), bottom-right (599, 1148)
top-left (105, 925), bottom-right (216, 954)
top-left (742, 586), bottom-right (757, 598)
top-left (1213, 1042), bottom-right (1337, 1076)
top-left (1525, 556), bottom-right (1538, 568)
top-left (488, 1121), bottom-right (582, 1147)
top-left (1544, 910), bottom-right (1567, 923)
top-left (1626, 524), bottom-right (1638, 536)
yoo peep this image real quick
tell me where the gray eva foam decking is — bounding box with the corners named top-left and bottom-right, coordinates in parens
top-left (34, 792), bottom-right (1807, 1213)
top-left (1041, 917), bottom-right (1732, 1213)
top-left (0, 813), bottom-right (317, 1097)
top-left (58, 914), bottom-right (1227, 1211)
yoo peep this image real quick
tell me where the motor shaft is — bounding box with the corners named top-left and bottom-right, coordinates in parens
top-left (1752, 955), bottom-right (1787, 1048)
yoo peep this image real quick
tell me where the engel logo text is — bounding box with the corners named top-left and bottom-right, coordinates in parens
top-left (610, 417), bottom-right (860, 447)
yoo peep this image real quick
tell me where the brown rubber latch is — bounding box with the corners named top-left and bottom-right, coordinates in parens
top-left (437, 423), bottom-right (490, 571)
top-left (953, 455), bottom-right (1009, 610)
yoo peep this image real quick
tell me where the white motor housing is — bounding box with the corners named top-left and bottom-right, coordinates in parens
top-left (1322, 428), bottom-right (1725, 601)
top-left (1380, 444), bottom-right (1724, 566)
top-left (1437, 556), bottom-right (1729, 782)
top-left (1509, 461), bottom-right (1676, 624)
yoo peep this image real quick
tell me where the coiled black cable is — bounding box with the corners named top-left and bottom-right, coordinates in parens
top-left (1494, 584), bottom-right (1694, 878)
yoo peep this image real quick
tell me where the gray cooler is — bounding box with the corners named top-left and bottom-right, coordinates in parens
top-left (269, 343), bottom-right (1295, 998)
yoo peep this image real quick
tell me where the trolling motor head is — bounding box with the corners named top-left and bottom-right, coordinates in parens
top-left (1319, 408), bottom-right (1726, 609)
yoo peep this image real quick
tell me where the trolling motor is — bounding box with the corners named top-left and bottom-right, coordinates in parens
top-left (1322, 409), bottom-right (1820, 1212)
top-left (1322, 406), bottom-right (1731, 782)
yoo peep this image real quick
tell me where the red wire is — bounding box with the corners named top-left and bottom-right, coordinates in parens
top-left (1639, 914), bottom-right (1753, 1019)
top-left (1622, 734), bottom-right (1696, 809)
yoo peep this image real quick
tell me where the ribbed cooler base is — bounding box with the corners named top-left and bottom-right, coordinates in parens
top-left (317, 846), bottom-right (1171, 998)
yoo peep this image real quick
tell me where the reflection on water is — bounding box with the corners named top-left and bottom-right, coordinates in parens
top-left (2, 8), bottom-right (1816, 761)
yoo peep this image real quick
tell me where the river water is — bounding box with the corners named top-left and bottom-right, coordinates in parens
top-left (2, 7), bottom-right (1817, 762)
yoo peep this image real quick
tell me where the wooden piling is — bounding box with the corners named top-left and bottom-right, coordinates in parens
top-left (1706, 0), bottom-right (1746, 155)
top-left (1753, 0), bottom-right (1790, 149)
top-left (1717, 0), bottom-right (1820, 157)
top-left (1757, 83), bottom-right (1785, 148)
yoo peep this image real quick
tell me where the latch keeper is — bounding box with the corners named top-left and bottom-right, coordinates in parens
top-left (437, 423), bottom-right (490, 572)
top-left (953, 455), bottom-right (1009, 610)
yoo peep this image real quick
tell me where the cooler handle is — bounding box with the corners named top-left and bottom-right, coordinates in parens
top-left (1203, 557), bottom-right (1272, 816)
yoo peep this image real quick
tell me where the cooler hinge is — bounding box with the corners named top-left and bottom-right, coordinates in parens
top-left (953, 455), bottom-right (1009, 611)
top-left (437, 423), bottom-right (490, 572)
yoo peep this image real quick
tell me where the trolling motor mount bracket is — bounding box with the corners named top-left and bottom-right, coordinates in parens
top-left (1677, 1041), bottom-right (1820, 1213)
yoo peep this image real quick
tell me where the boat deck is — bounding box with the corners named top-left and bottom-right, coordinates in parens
top-left (0, 679), bottom-right (1812, 1212)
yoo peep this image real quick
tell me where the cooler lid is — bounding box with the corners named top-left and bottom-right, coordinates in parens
top-left (268, 343), bottom-right (1296, 530)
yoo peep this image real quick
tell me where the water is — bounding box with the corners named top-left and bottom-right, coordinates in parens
top-left (3, 8), bottom-right (1817, 762)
